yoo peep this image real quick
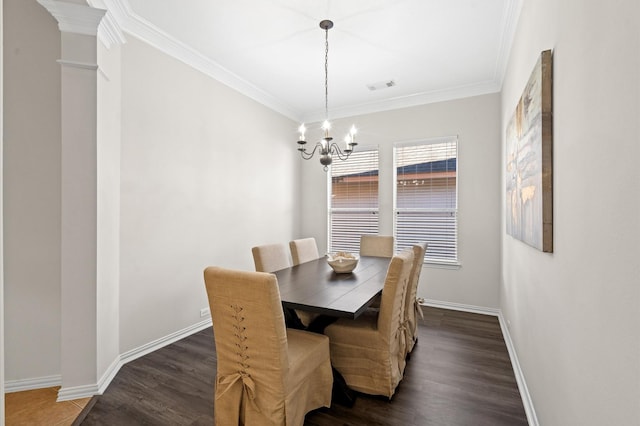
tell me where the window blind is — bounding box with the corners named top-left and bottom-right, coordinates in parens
top-left (329, 147), bottom-right (379, 253)
top-left (394, 138), bottom-right (458, 263)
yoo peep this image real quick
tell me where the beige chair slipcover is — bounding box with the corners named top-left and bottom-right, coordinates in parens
top-left (252, 243), bottom-right (292, 273)
top-left (204, 266), bottom-right (333, 426)
top-left (252, 242), bottom-right (314, 327)
top-left (288, 237), bottom-right (321, 327)
top-left (359, 235), bottom-right (394, 258)
top-left (361, 235), bottom-right (394, 309)
top-left (289, 237), bottom-right (320, 265)
top-left (404, 243), bottom-right (428, 356)
top-left (323, 249), bottom-right (414, 398)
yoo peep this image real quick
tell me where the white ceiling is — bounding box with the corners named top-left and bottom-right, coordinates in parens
top-left (95, 0), bottom-right (522, 122)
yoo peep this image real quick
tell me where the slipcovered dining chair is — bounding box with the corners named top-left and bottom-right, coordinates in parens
top-left (323, 249), bottom-right (414, 398)
top-left (288, 237), bottom-right (322, 327)
top-left (252, 242), bottom-right (313, 328)
top-left (289, 237), bottom-right (320, 265)
top-left (359, 234), bottom-right (394, 258)
top-left (404, 242), bottom-right (428, 357)
top-left (361, 235), bottom-right (395, 310)
top-left (203, 266), bottom-right (333, 426)
top-left (251, 243), bottom-right (292, 273)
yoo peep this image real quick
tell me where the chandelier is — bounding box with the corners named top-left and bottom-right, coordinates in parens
top-left (297, 20), bottom-right (358, 171)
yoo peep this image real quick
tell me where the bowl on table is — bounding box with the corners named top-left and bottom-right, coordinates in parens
top-left (327, 252), bottom-right (359, 273)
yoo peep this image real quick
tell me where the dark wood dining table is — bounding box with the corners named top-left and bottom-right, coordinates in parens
top-left (274, 255), bottom-right (391, 320)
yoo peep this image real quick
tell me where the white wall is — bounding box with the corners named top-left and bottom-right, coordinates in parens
top-left (301, 94), bottom-right (503, 309)
top-left (118, 36), bottom-right (299, 353)
top-left (500, 1), bottom-right (640, 425)
top-left (96, 40), bottom-right (121, 381)
top-left (3, 0), bottom-right (62, 384)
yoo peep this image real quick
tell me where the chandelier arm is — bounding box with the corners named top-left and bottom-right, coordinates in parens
top-left (329, 143), bottom-right (353, 160)
top-left (299, 142), bottom-right (322, 160)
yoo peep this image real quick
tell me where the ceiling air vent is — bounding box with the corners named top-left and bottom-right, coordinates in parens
top-left (366, 80), bottom-right (396, 91)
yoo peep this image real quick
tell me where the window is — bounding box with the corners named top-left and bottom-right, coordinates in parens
top-left (394, 137), bottom-right (458, 264)
top-left (328, 147), bottom-right (379, 253)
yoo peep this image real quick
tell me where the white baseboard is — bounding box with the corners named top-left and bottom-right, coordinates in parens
top-left (7, 319), bottom-right (213, 402)
top-left (5, 374), bottom-right (61, 393)
top-left (119, 318), bottom-right (212, 365)
top-left (497, 312), bottom-right (539, 426)
top-left (421, 299), bottom-right (537, 426)
top-left (57, 383), bottom-right (99, 402)
top-left (421, 298), bottom-right (500, 316)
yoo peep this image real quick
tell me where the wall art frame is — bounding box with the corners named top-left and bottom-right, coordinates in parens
top-left (506, 49), bottom-right (553, 252)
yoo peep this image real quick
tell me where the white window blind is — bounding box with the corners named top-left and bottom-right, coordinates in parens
top-left (394, 137), bottom-right (458, 263)
top-left (328, 147), bottom-right (379, 253)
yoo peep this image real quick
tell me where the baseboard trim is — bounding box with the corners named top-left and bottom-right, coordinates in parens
top-left (5, 319), bottom-right (214, 401)
top-left (421, 298), bottom-right (500, 317)
top-left (5, 374), bottom-right (62, 393)
top-left (57, 383), bottom-right (99, 402)
top-left (119, 318), bottom-right (212, 365)
top-left (498, 312), bottom-right (539, 426)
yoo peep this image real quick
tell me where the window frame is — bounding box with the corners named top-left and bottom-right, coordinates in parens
top-left (393, 136), bottom-right (460, 267)
top-left (327, 145), bottom-right (380, 254)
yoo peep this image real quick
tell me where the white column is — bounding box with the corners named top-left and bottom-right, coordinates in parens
top-left (37, 0), bottom-right (105, 399)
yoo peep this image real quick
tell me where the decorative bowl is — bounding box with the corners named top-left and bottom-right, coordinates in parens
top-left (327, 252), bottom-right (359, 274)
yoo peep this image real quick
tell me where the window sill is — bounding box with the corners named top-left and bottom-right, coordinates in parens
top-left (422, 260), bottom-right (461, 270)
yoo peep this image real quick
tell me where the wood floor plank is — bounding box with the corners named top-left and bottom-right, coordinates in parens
top-left (80, 307), bottom-right (527, 425)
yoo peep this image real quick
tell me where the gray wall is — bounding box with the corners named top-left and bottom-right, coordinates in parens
top-left (3, 0), bottom-right (62, 383)
top-left (500, 0), bottom-right (640, 424)
top-left (117, 36), bottom-right (299, 353)
top-left (300, 93), bottom-right (503, 309)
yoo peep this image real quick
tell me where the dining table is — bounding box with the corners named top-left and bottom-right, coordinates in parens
top-left (274, 254), bottom-right (391, 320)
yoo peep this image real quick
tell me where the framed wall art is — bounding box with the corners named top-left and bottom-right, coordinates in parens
top-left (506, 49), bottom-right (553, 252)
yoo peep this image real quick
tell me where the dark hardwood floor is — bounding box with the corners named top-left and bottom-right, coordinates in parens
top-left (80, 307), bottom-right (528, 426)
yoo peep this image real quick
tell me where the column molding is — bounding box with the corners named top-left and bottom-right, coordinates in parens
top-left (37, 0), bottom-right (125, 48)
top-left (37, 0), bottom-right (105, 36)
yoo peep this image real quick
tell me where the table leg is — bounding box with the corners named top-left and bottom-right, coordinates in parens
top-left (282, 305), bottom-right (306, 330)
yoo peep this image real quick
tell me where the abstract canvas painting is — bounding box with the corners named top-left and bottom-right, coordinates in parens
top-left (506, 50), bottom-right (553, 252)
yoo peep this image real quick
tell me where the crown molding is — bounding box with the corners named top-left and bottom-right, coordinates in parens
top-left (37, 0), bottom-right (106, 37)
top-left (99, 0), bottom-right (300, 121)
top-left (493, 0), bottom-right (524, 90)
top-left (302, 79), bottom-right (502, 122)
top-left (91, 0), bottom-right (520, 122)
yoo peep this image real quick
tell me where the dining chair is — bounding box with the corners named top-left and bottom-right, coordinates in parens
top-left (289, 237), bottom-right (320, 265)
top-left (252, 242), bottom-right (315, 328)
top-left (203, 266), bottom-right (333, 426)
top-left (404, 242), bottom-right (428, 357)
top-left (287, 237), bottom-right (323, 328)
top-left (359, 234), bottom-right (394, 257)
top-left (251, 242), bottom-right (292, 273)
top-left (323, 248), bottom-right (414, 399)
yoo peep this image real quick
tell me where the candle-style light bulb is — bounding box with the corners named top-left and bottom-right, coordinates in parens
top-left (298, 123), bottom-right (306, 141)
top-left (322, 120), bottom-right (331, 138)
top-left (344, 135), bottom-right (352, 151)
top-left (349, 125), bottom-right (357, 145)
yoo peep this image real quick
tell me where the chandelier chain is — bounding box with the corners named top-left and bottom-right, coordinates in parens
top-left (324, 26), bottom-right (329, 121)
top-left (296, 19), bottom-right (357, 171)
